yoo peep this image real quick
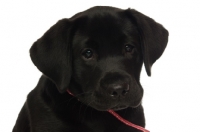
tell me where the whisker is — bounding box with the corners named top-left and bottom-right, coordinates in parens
top-left (55, 90), bottom-right (93, 111)
top-left (80, 100), bottom-right (94, 124)
top-left (74, 91), bottom-right (93, 98)
top-left (55, 96), bottom-right (76, 108)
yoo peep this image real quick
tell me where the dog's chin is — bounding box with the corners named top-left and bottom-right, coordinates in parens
top-left (91, 105), bottom-right (128, 111)
top-left (110, 105), bottom-right (128, 111)
top-left (111, 102), bottom-right (141, 111)
top-left (89, 102), bottom-right (141, 111)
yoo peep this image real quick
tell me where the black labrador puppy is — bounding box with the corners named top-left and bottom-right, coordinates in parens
top-left (13, 6), bottom-right (168, 132)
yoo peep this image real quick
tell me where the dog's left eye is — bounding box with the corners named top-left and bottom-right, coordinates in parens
top-left (125, 44), bottom-right (134, 53)
top-left (82, 49), bottom-right (94, 59)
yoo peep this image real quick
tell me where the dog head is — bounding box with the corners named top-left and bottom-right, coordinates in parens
top-left (30, 6), bottom-right (168, 111)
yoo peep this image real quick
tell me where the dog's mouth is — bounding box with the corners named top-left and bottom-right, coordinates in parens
top-left (77, 89), bottom-right (143, 111)
top-left (110, 105), bottom-right (128, 111)
top-left (89, 100), bottom-right (142, 111)
top-left (111, 100), bottom-right (141, 111)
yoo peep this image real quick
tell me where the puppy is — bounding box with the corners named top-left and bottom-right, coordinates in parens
top-left (13, 6), bottom-right (168, 132)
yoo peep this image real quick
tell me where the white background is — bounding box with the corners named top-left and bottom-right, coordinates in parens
top-left (1, 0), bottom-right (200, 132)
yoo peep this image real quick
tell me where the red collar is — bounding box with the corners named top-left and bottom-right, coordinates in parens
top-left (67, 89), bottom-right (150, 132)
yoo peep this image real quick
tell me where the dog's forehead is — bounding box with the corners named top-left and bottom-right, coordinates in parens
top-left (71, 7), bottom-right (140, 55)
top-left (71, 7), bottom-right (138, 38)
top-left (74, 12), bottom-right (124, 34)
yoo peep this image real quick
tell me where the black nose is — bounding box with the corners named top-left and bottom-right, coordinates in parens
top-left (100, 72), bottom-right (130, 98)
top-left (109, 83), bottom-right (130, 98)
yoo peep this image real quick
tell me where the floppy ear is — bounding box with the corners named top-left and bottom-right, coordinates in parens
top-left (30, 19), bottom-right (72, 93)
top-left (126, 9), bottom-right (169, 76)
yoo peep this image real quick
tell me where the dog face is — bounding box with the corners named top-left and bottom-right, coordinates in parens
top-left (70, 15), bottom-right (143, 111)
top-left (30, 6), bottom-right (168, 111)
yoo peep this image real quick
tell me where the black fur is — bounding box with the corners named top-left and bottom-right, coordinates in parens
top-left (13, 6), bottom-right (168, 132)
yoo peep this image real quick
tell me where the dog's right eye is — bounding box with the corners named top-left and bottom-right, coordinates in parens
top-left (125, 44), bottom-right (134, 53)
top-left (82, 49), bottom-right (94, 59)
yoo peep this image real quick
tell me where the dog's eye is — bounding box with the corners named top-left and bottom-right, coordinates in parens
top-left (125, 44), bottom-right (134, 53)
top-left (82, 49), bottom-right (93, 59)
